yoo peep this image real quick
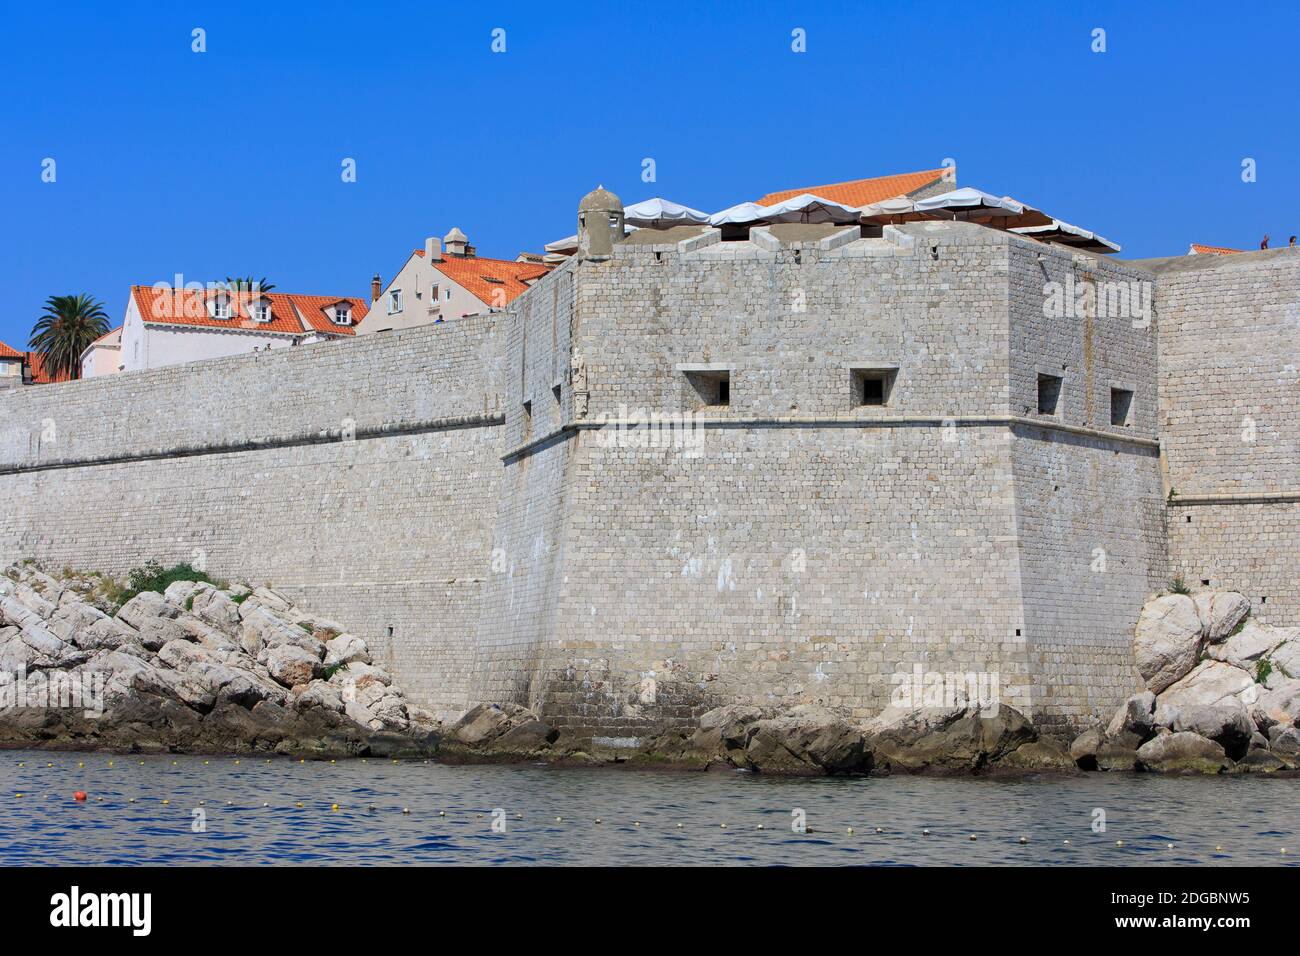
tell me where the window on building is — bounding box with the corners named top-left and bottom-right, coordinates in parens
top-left (1110, 387), bottom-right (1134, 426)
top-left (522, 400), bottom-right (533, 440)
top-left (251, 302), bottom-right (271, 322)
top-left (388, 290), bottom-right (403, 314)
top-left (683, 368), bottom-right (730, 408)
top-left (334, 305), bottom-right (351, 325)
top-left (212, 296), bottom-right (231, 319)
top-left (852, 368), bottom-right (896, 407)
top-left (445, 289), bottom-right (452, 301)
top-left (1037, 374), bottom-right (1062, 416)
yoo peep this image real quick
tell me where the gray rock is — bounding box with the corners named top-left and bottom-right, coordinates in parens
top-left (1105, 691), bottom-right (1157, 741)
top-left (1267, 724), bottom-right (1300, 755)
top-left (1168, 705), bottom-right (1254, 760)
top-left (1135, 731), bottom-right (1229, 773)
top-left (323, 633), bottom-right (370, 667)
top-left (293, 680), bottom-right (345, 714)
top-left (744, 705), bottom-right (871, 774)
top-left (265, 644), bottom-right (323, 688)
top-left (1251, 680), bottom-right (1300, 727)
top-left (1133, 594), bottom-right (1203, 693)
top-left (867, 702), bottom-right (1034, 772)
top-left (1205, 621), bottom-right (1285, 669)
top-left (190, 588), bottom-right (242, 635)
top-left (1154, 661), bottom-right (1255, 726)
top-left (1193, 591), bottom-right (1252, 643)
top-left (446, 702), bottom-right (533, 746)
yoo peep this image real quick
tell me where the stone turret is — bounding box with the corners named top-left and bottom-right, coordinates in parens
top-left (578, 185), bottom-right (623, 260)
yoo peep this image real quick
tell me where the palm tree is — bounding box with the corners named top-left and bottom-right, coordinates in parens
top-left (223, 276), bottom-right (275, 293)
top-left (28, 294), bottom-right (110, 381)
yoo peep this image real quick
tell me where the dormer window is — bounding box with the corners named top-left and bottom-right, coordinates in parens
top-left (211, 294), bottom-right (232, 319)
top-left (250, 299), bottom-right (272, 323)
top-left (333, 303), bottom-right (352, 326)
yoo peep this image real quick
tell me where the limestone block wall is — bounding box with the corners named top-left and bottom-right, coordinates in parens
top-left (476, 222), bottom-right (1168, 736)
top-left (1148, 249), bottom-right (1300, 624)
top-left (0, 321), bottom-right (506, 717)
top-left (1005, 241), bottom-right (1167, 727)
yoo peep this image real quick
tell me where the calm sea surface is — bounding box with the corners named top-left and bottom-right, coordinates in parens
top-left (0, 750), bottom-right (1296, 866)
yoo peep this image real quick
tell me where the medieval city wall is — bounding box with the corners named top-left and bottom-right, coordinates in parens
top-left (0, 320), bottom-right (505, 718)
top-left (1006, 242), bottom-right (1167, 726)
top-left (1150, 249), bottom-right (1300, 624)
top-left (481, 222), bottom-right (1168, 735)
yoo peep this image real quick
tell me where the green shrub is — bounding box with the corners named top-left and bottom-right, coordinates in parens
top-left (1256, 658), bottom-right (1273, 684)
top-left (322, 661), bottom-right (348, 681)
top-left (230, 592), bottom-right (251, 605)
top-left (1169, 576), bottom-right (1191, 595)
top-left (115, 560), bottom-right (215, 611)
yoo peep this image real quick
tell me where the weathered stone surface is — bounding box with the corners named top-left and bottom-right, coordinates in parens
top-left (1252, 679), bottom-right (1300, 727)
top-left (1133, 594), bottom-right (1203, 693)
top-left (1154, 661), bottom-right (1255, 725)
top-left (743, 705), bottom-right (871, 775)
top-left (323, 633), bottom-right (370, 667)
top-left (999, 739), bottom-right (1078, 772)
top-left (1193, 591), bottom-right (1251, 644)
top-left (1267, 724), bottom-right (1300, 755)
top-left (0, 567), bottom-right (430, 754)
top-left (265, 644), bottom-right (322, 688)
top-left (1168, 705), bottom-right (1254, 760)
top-left (867, 703), bottom-right (1035, 772)
top-left (1105, 691), bottom-right (1157, 741)
top-left (1206, 621), bottom-right (1285, 669)
top-left (1135, 731), bottom-right (1229, 773)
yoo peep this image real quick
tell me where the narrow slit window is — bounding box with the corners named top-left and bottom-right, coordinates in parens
top-left (1110, 387), bottom-right (1134, 426)
top-left (522, 400), bottom-right (533, 440)
top-left (1037, 374), bottom-right (1062, 416)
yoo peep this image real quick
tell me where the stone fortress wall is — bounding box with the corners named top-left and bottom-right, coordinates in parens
top-left (0, 320), bottom-right (506, 718)
top-left (1141, 248), bottom-right (1300, 625)
top-left (0, 217), bottom-right (1293, 733)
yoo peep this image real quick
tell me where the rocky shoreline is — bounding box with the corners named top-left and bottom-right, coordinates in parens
top-left (2, 563), bottom-right (1297, 776)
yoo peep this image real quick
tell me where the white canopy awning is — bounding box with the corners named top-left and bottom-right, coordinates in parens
top-left (709, 193), bottom-right (862, 226)
top-left (1011, 219), bottom-right (1121, 254)
top-left (914, 187), bottom-right (1025, 217)
top-left (543, 224), bottom-right (639, 255)
top-left (623, 197), bottom-right (710, 227)
top-left (708, 201), bottom-right (774, 226)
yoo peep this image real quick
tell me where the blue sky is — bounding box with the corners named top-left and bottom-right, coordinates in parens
top-left (2, 0), bottom-right (1297, 347)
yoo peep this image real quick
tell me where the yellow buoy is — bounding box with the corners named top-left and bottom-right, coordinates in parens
top-left (162, 799), bottom-right (170, 806)
top-left (331, 804), bottom-right (339, 811)
top-left (295, 802), bottom-right (304, 808)
top-left (14, 793), bottom-right (22, 798)
top-left (847, 827), bottom-right (854, 835)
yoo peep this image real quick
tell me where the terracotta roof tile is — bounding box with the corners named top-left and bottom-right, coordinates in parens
top-left (756, 168), bottom-right (949, 208)
top-left (0, 340), bottom-right (23, 360)
top-left (1188, 243), bottom-right (1243, 256)
top-left (413, 250), bottom-right (551, 308)
top-left (24, 351), bottom-right (74, 384)
top-left (130, 287), bottom-right (366, 336)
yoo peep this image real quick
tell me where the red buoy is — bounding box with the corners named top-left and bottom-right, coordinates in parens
top-left (73, 791), bottom-right (87, 802)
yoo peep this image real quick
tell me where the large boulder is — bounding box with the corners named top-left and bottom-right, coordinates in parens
top-left (1168, 704), bottom-right (1254, 760)
top-left (692, 703), bottom-right (765, 753)
top-left (1133, 594), bottom-right (1203, 693)
top-left (1135, 731), bottom-right (1230, 774)
top-left (1193, 591), bottom-right (1252, 643)
top-left (446, 702), bottom-right (533, 746)
top-left (1266, 638), bottom-right (1300, 684)
top-left (867, 702), bottom-right (1035, 772)
top-left (323, 633), bottom-right (370, 667)
top-left (265, 644), bottom-right (323, 688)
top-left (1251, 679), bottom-right (1300, 728)
top-left (115, 592), bottom-right (188, 651)
top-left (1206, 621), bottom-right (1285, 670)
top-left (1105, 691), bottom-right (1157, 741)
top-left (189, 588), bottom-right (242, 636)
top-left (240, 607), bottom-right (324, 659)
top-left (743, 705), bottom-right (871, 775)
top-left (1154, 661), bottom-right (1255, 725)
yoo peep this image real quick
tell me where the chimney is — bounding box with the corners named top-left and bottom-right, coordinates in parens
top-left (371, 273), bottom-right (382, 304)
top-left (424, 236), bottom-right (442, 261)
top-left (444, 227), bottom-right (469, 257)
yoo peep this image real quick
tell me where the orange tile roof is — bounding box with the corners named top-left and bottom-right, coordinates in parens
top-left (413, 250), bottom-right (551, 308)
top-left (130, 287), bottom-right (367, 336)
top-left (24, 351), bottom-right (74, 384)
top-left (0, 340), bottom-right (23, 360)
top-left (1188, 243), bottom-right (1243, 256)
top-left (756, 168), bottom-right (950, 208)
